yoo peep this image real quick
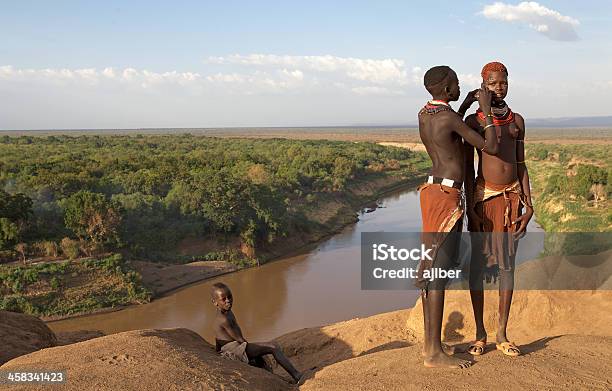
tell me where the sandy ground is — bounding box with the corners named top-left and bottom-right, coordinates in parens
top-left (378, 141), bottom-right (427, 151)
top-left (299, 334), bottom-right (611, 391)
top-left (278, 290), bottom-right (612, 390)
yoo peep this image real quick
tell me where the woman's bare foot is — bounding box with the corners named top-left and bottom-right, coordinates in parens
top-left (424, 352), bottom-right (472, 369)
top-left (422, 343), bottom-right (455, 357)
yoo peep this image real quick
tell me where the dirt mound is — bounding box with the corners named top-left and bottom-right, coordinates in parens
top-left (406, 290), bottom-right (612, 343)
top-left (0, 310), bottom-right (57, 365)
top-left (276, 310), bottom-right (413, 372)
top-left (1, 328), bottom-right (290, 391)
top-left (299, 334), bottom-right (612, 391)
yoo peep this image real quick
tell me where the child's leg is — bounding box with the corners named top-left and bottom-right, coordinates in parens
top-left (246, 342), bottom-right (301, 382)
top-left (249, 356), bottom-right (272, 372)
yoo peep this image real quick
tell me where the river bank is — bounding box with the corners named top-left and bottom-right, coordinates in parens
top-left (135, 173), bottom-right (426, 297)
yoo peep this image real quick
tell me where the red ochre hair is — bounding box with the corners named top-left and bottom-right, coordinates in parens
top-left (481, 62), bottom-right (508, 80)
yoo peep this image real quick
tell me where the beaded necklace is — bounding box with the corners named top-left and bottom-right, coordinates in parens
top-left (419, 100), bottom-right (455, 115)
top-left (477, 101), bottom-right (514, 125)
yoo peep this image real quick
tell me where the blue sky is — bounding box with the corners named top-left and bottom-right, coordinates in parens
top-left (1, 1), bottom-right (611, 129)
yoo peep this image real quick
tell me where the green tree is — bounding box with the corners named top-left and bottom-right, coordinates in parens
top-left (62, 190), bottom-right (122, 247)
top-left (0, 190), bottom-right (33, 250)
top-left (568, 165), bottom-right (607, 199)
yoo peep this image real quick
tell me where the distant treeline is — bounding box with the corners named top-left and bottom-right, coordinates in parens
top-left (0, 135), bottom-right (425, 261)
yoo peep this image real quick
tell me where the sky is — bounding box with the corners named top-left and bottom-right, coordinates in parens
top-left (1, 1), bottom-right (611, 129)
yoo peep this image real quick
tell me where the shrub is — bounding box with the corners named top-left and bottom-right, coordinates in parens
top-left (366, 162), bottom-right (385, 173)
top-left (246, 164), bottom-right (270, 185)
top-left (0, 295), bottom-right (37, 314)
top-left (535, 147), bottom-right (549, 160)
top-left (100, 253), bottom-right (123, 272)
top-left (60, 237), bottom-right (80, 259)
top-left (545, 174), bottom-right (569, 194)
top-left (43, 241), bottom-right (59, 257)
top-left (14, 243), bottom-right (27, 265)
top-left (50, 276), bottom-right (60, 289)
top-left (32, 241), bottom-right (59, 257)
top-left (568, 165), bottom-right (607, 199)
top-left (385, 159), bottom-right (401, 170)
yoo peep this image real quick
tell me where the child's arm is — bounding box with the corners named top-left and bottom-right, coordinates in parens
top-left (220, 316), bottom-right (247, 343)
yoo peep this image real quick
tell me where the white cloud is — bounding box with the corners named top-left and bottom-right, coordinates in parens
top-left (411, 67), bottom-right (424, 86)
top-left (1, 55), bottom-right (421, 97)
top-left (481, 2), bottom-right (579, 41)
top-left (280, 69), bottom-right (304, 81)
top-left (351, 86), bottom-right (404, 96)
top-left (205, 69), bottom-right (305, 93)
top-left (206, 73), bottom-right (245, 83)
top-left (206, 54), bottom-right (410, 85)
top-left (458, 73), bottom-right (482, 89)
top-left (0, 65), bottom-right (202, 87)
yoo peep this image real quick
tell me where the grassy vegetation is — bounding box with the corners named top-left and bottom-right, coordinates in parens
top-left (0, 254), bottom-right (151, 317)
top-left (526, 143), bottom-right (611, 232)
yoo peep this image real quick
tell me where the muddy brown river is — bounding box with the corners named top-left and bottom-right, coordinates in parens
top-left (48, 186), bottom-right (543, 343)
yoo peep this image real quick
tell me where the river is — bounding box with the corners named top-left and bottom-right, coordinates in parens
top-left (48, 186), bottom-right (543, 343)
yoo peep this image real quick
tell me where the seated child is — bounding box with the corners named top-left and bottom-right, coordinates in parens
top-left (211, 282), bottom-right (303, 383)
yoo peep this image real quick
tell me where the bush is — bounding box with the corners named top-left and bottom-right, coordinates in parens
top-left (32, 241), bottom-right (59, 257)
top-left (545, 174), bottom-right (569, 194)
top-left (535, 147), bottom-right (548, 160)
top-left (99, 253), bottom-right (123, 272)
top-left (50, 276), bottom-right (60, 289)
top-left (366, 162), bottom-right (385, 173)
top-left (43, 241), bottom-right (59, 257)
top-left (385, 159), bottom-right (401, 170)
top-left (0, 266), bottom-right (39, 293)
top-left (0, 295), bottom-right (37, 314)
top-left (60, 237), bottom-right (80, 259)
top-left (568, 164), bottom-right (607, 199)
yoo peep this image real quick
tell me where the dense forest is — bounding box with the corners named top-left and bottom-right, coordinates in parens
top-left (0, 134), bottom-right (426, 263)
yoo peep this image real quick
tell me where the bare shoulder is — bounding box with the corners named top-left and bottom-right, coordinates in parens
top-left (434, 111), bottom-right (460, 126)
top-left (214, 312), bottom-right (230, 326)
